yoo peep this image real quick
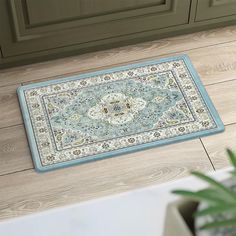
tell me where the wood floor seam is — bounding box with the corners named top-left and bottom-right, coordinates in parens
top-left (224, 121), bottom-right (236, 127)
top-left (205, 77), bottom-right (236, 88)
top-left (0, 123), bottom-right (23, 130)
top-left (0, 168), bottom-right (32, 177)
top-left (199, 138), bottom-right (216, 171)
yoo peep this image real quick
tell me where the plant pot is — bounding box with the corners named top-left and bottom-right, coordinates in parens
top-left (163, 199), bottom-right (198, 236)
top-left (164, 178), bottom-right (236, 236)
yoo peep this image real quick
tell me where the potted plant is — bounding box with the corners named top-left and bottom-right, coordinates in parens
top-left (164, 149), bottom-right (236, 236)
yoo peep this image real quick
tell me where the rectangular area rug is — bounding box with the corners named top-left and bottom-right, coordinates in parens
top-left (18, 55), bottom-right (224, 172)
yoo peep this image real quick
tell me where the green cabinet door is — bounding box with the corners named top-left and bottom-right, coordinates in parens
top-left (0, 0), bottom-right (190, 57)
top-left (25, 0), bottom-right (165, 25)
top-left (196, 0), bottom-right (236, 21)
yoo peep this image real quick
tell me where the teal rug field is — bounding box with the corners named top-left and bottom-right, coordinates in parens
top-left (17, 55), bottom-right (224, 172)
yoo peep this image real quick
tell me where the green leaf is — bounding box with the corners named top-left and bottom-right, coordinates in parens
top-left (199, 218), bottom-right (236, 230)
top-left (197, 188), bottom-right (230, 203)
top-left (230, 170), bottom-right (236, 176)
top-left (227, 149), bottom-right (236, 168)
top-left (194, 203), bottom-right (236, 217)
top-left (227, 149), bottom-right (236, 175)
top-left (191, 171), bottom-right (236, 201)
top-left (172, 190), bottom-right (225, 204)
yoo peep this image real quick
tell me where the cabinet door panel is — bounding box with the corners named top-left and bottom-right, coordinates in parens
top-left (196, 0), bottom-right (236, 21)
top-left (0, 0), bottom-right (190, 57)
top-left (26, 0), bottom-right (165, 25)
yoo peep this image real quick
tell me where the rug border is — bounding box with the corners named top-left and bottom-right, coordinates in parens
top-left (17, 54), bottom-right (225, 172)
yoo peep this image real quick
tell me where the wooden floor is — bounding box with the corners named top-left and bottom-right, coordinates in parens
top-left (1, 25), bottom-right (236, 220)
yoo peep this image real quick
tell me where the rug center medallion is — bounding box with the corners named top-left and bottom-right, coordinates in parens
top-left (88, 93), bottom-right (147, 125)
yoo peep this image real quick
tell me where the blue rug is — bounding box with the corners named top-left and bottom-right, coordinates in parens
top-left (18, 55), bottom-right (224, 172)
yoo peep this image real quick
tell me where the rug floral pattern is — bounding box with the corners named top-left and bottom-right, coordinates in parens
top-left (24, 59), bottom-right (217, 166)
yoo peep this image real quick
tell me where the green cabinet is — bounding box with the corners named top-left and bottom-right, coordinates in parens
top-left (0, 0), bottom-right (190, 57)
top-left (25, 0), bottom-right (165, 24)
top-left (196, 0), bottom-right (236, 21)
top-left (0, 0), bottom-right (236, 68)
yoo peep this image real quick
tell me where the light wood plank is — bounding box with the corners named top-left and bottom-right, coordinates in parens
top-left (1, 25), bottom-right (236, 87)
top-left (0, 139), bottom-right (212, 220)
top-left (0, 84), bottom-right (22, 129)
top-left (0, 125), bottom-right (32, 176)
top-left (201, 124), bottom-right (236, 170)
top-left (188, 41), bottom-right (236, 85)
top-left (205, 80), bottom-right (236, 126)
top-left (21, 40), bottom-right (236, 88)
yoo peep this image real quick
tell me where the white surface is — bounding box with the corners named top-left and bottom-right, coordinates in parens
top-left (0, 168), bottom-right (230, 236)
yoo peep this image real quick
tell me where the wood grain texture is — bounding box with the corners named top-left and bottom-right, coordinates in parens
top-left (1, 25), bottom-right (236, 87)
top-left (201, 124), bottom-right (236, 170)
top-left (188, 41), bottom-right (236, 85)
top-left (0, 125), bottom-right (32, 176)
top-left (0, 139), bottom-right (213, 220)
top-left (0, 84), bottom-right (22, 129)
top-left (21, 36), bottom-right (236, 88)
top-left (205, 80), bottom-right (236, 125)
